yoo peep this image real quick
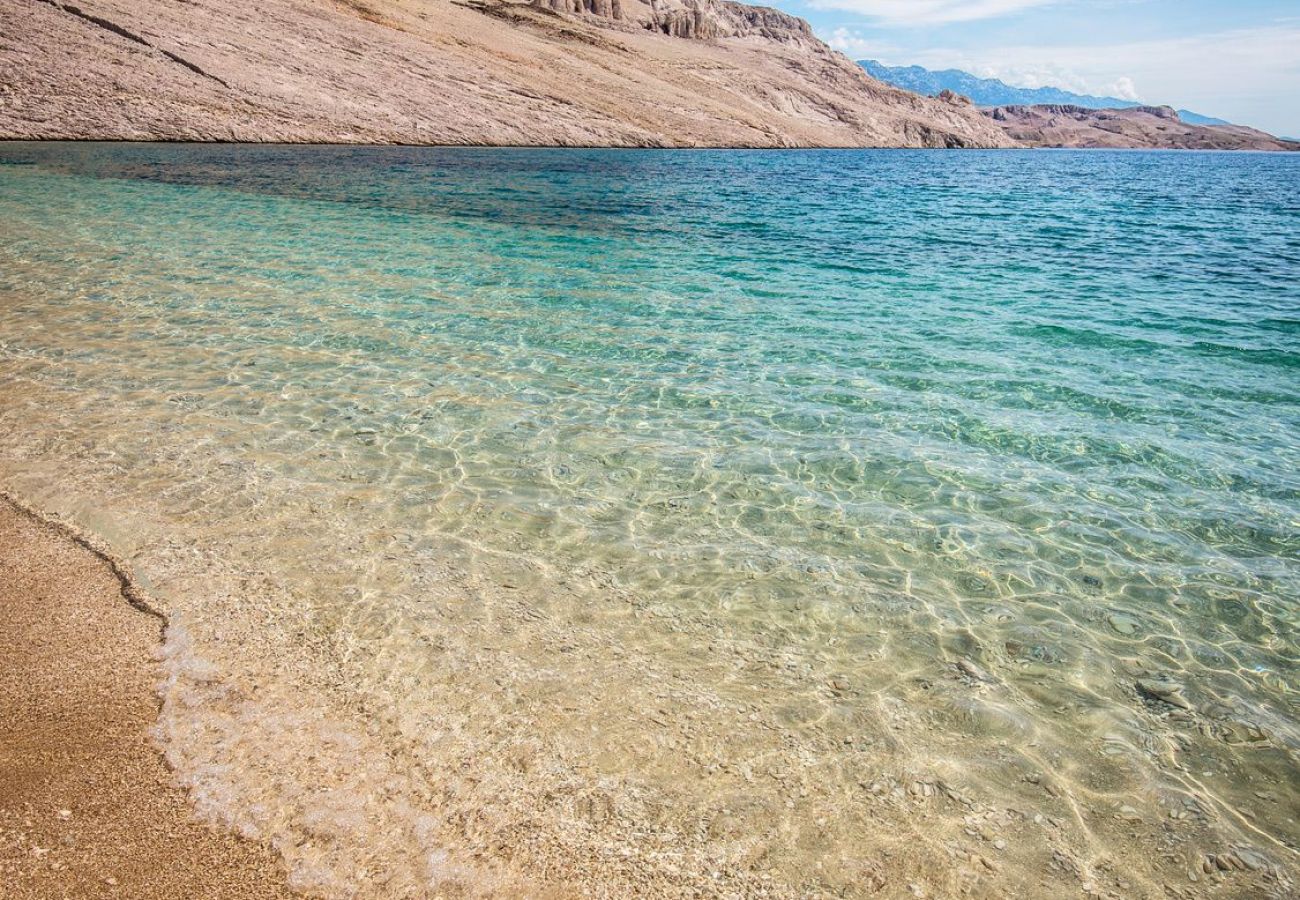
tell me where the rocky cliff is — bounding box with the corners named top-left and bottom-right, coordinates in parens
top-left (0, 0), bottom-right (1015, 148)
top-left (984, 104), bottom-right (1298, 151)
top-left (531, 0), bottom-right (815, 43)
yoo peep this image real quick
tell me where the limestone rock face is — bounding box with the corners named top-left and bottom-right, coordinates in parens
top-left (533, 0), bottom-right (624, 20)
top-left (1138, 105), bottom-right (1180, 120)
top-left (649, 0), bottom-right (812, 43)
top-left (534, 0), bottom-right (813, 43)
top-left (1, 0), bottom-right (1018, 148)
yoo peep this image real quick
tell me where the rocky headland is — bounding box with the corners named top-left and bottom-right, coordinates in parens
top-left (983, 104), bottom-right (1300, 151)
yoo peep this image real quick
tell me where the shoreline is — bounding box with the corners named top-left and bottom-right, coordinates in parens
top-left (0, 491), bottom-right (292, 898)
top-left (1, 138), bottom-right (1297, 152)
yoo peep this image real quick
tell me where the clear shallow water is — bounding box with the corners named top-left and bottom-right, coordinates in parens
top-left (0, 143), bottom-right (1297, 897)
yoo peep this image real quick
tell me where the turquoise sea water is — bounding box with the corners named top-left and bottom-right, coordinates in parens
top-left (0, 144), bottom-right (1297, 897)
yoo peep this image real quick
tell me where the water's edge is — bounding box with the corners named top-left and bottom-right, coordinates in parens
top-left (1, 485), bottom-right (167, 621)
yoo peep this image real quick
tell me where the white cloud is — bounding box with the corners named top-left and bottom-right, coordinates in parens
top-left (826, 27), bottom-right (884, 58)
top-left (968, 63), bottom-right (1083, 91)
top-left (962, 62), bottom-right (1141, 101)
top-left (809, 0), bottom-right (1056, 26)
top-left (1110, 76), bottom-right (1139, 101)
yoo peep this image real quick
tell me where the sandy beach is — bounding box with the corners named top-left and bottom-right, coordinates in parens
top-left (0, 495), bottom-right (290, 898)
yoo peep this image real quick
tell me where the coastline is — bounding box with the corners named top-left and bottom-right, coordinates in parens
top-left (0, 492), bottom-right (291, 898)
top-left (1, 138), bottom-right (1297, 152)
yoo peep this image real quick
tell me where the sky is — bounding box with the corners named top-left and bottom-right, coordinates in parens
top-left (768, 0), bottom-right (1300, 137)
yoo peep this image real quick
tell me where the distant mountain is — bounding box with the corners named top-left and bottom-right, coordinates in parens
top-left (1176, 109), bottom-right (1233, 127)
top-left (860, 60), bottom-right (1229, 126)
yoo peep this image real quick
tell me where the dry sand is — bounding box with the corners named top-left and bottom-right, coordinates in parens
top-left (0, 495), bottom-right (291, 899)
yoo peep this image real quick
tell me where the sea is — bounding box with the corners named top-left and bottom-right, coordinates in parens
top-left (0, 143), bottom-right (1296, 897)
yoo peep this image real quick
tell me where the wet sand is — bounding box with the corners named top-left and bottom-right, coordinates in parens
top-left (0, 495), bottom-right (291, 899)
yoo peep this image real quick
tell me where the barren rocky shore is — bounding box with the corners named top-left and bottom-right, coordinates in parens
top-left (984, 103), bottom-right (1300, 151)
top-left (0, 0), bottom-right (1016, 148)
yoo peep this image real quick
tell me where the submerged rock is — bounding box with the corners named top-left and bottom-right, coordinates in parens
top-left (1137, 677), bottom-right (1191, 710)
top-left (1108, 613), bottom-right (1139, 635)
top-left (955, 658), bottom-right (994, 683)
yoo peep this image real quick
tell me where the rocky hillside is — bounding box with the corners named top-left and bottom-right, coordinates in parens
top-left (0, 0), bottom-right (1014, 148)
top-left (984, 104), bottom-right (1299, 150)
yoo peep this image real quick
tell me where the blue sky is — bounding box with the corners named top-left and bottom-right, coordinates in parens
top-left (768, 0), bottom-right (1300, 136)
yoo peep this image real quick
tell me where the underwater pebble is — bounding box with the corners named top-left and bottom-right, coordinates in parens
top-left (956, 659), bottom-right (993, 683)
top-left (1137, 677), bottom-right (1191, 709)
top-left (1108, 614), bottom-right (1139, 635)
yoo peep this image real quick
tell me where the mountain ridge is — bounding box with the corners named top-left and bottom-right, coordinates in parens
top-left (859, 59), bottom-right (1229, 127)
